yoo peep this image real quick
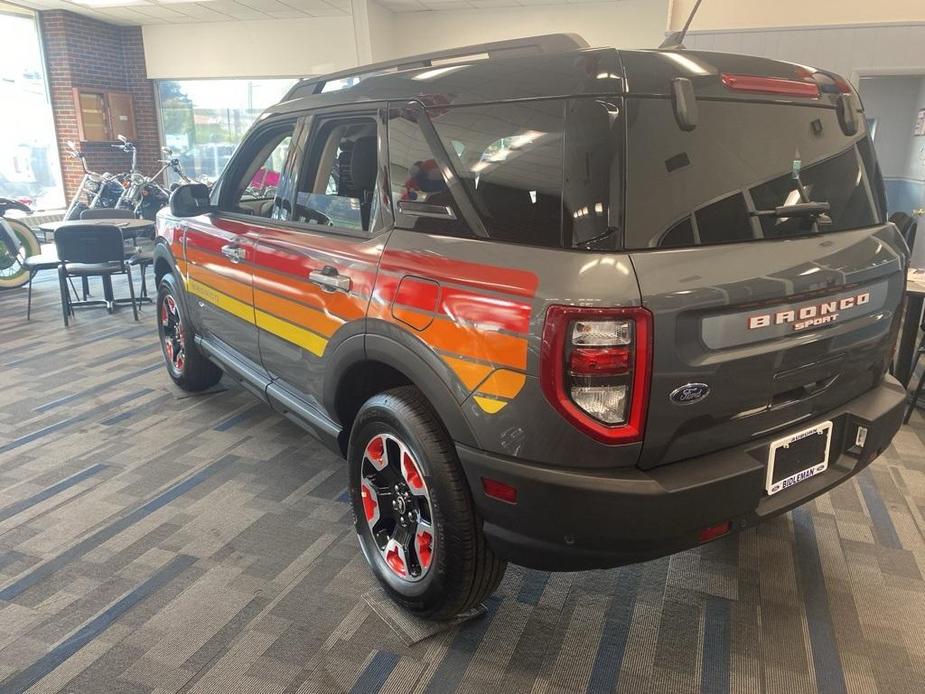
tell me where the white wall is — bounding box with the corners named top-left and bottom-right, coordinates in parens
top-left (669, 0), bottom-right (925, 31)
top-left (142, 16), bottom-right (359, 79)
top-left (859, 77), bottom-right (921, 177)
top-left (370, 0), bottom-right (668, 61)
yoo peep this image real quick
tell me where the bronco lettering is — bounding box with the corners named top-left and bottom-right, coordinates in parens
top-left (747, 292), bottom-right (870, 331)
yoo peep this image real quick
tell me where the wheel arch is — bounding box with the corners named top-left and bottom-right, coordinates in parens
top-left (326, 325), bottom-right (478, 456)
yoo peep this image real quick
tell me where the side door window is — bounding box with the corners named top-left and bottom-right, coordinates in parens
top-left (292, 118), bottom-right (381, 232)
top-left (252, 110), bottom-right (388, 406)
top-left (184, 119), bottom-right (297, 373)
top-left (219, 126), bottom-right (295, 220)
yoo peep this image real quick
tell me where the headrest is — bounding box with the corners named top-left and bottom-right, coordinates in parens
top-left (349, 136), bottom-right (378, 192)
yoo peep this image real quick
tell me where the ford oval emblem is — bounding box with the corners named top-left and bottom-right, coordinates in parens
top-left (670, 383), bottom-right (711, 405)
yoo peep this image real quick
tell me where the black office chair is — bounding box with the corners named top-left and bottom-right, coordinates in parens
top-left (80, 208), bottom-right (135, 220)
top-left (54, 224), bottom-right (138, 326)
top-left (904, 322), bottom-right (925, 424)
top-left (890, 212), bottom-right (918, 252)
top-left (128, 239), bottom-right (155, 301)
top-left (0, 217), bottom-right (65, 320)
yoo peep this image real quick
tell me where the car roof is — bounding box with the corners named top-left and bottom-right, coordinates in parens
top-left (265, 39), bottom-right (843, 117)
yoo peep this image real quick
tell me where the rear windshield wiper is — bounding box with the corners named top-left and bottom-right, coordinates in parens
top-left (752, 201), bottom-right (832, 225)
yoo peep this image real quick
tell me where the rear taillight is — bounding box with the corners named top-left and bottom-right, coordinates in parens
top-left (540, 306), bottom-right (652, 444)
top-left (720, 73), bottom-right (820, 98)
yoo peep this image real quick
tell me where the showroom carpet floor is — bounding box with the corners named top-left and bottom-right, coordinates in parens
top-left (0, 271), bottom-right (924, 694)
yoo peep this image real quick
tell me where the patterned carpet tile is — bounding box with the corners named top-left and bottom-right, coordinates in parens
top-left (0, 272), bottom-right (923, 693)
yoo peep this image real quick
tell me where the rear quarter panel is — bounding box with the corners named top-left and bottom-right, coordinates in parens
top-left (370, 229), bottom-right (644, 468)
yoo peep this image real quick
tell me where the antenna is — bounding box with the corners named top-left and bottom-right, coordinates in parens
top-left (659, 0), bottom-right (704, 50)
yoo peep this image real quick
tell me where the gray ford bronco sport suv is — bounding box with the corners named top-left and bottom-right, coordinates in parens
top-left (155, 34), bottom-right (908, 618)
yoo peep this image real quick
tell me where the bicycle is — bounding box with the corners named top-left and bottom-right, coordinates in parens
top-left (0, 198), bottom-right (42, 290)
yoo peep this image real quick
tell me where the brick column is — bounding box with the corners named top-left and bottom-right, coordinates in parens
top-left (38, 11), bottom-right (160, 201)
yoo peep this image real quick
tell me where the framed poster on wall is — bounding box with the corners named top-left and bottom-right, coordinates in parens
top-left (915, 108), bottom-right (925, 136)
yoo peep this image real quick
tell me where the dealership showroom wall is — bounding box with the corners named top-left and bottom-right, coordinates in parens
top-left (2, 0), bottom-right (925, 691)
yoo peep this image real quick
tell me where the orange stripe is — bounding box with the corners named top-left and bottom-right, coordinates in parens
top-left (442, 355), bottom-right (494, 391)
top-left (251, 265), bottom-right (367, 322)
top-left (424, 318), bottom-right (527, 370)
top-left (254, 289), bottom-right (342, 338)
top-left (188, 265), bottom-right (252, 305)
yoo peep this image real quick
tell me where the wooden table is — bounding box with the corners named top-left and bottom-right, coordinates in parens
top-left (895, 268), bottom-right (925, 387)
top-left (38, 218), bottom-right (155, 241)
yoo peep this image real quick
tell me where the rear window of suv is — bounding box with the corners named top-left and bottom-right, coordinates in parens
top-left (624, 98), bottom-right (885, 249)
top-left (388, 97), bottom-right (623, 249)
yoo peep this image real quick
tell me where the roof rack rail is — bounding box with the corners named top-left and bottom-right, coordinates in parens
top-left (283, 33), bottom-right (589, 101)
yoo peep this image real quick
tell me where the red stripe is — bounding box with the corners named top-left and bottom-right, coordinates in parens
top-left (439, 287), bottom-right (532, 335)
top-left (382, 250), bottom-right (538, 298)
top-left (395, 277), bottom-right (440, 313)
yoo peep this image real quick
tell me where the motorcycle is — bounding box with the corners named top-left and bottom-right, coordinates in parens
top-left (113, 137), bottom-right (178, 220)
top-left (0, 197), bottom-right (42, 290)
top-left (63, 141), bottom-right (123, 221)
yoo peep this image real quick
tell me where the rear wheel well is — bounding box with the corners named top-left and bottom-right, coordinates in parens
top-left (335, 361), bottom-right (412, 455)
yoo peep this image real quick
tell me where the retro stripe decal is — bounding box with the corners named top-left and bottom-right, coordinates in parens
top-left (182, 228), bottom-right (539, 416)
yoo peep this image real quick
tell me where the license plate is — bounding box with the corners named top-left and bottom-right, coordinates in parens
top-left (765, 421), bottom-right (833, 496)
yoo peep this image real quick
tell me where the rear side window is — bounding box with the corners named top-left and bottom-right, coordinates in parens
top-left (624, 99), bottom-right (885, 249)
top-left (388, 98), bottom-right (624, 249)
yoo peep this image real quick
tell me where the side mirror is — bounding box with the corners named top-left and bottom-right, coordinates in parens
top-left (169, 183), bottom-right (212, 217)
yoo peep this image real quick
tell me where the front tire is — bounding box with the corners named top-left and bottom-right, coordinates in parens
top-left (348, 386), bottom-right (506, 619)
top-left (156, 273), bottom-right (222, 391)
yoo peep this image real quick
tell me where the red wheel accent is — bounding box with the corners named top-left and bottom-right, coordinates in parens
top-left (366, 436), bottom-right (384, 465)
top-left (385, 542), bottom-right (406, 576)
top-left (165, 341), bottom-right (173, 362)
top-left (361, 479), bottom-right (378, 523)
top-left (416, 529), bottom-right (433, 569)
top-left (402, 452), bottom-right (424, 491)
top-left (161, 302), bottom-right (170, 326)
top-left (175, 354), bottom-right (185, 371)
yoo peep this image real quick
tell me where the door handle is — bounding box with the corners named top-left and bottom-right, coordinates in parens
top-left (309, 266), bottom-right (351, 292)
top-left (221, 243), bottom-right (246, 263)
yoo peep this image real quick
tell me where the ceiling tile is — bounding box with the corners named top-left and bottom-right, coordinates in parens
top-left (195, 0), bottom-right (268, 18)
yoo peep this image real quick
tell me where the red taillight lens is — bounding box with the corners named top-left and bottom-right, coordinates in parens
top-left (720, 73), bottom-right (819, 98)
top-left (540, 306), bottom-right (652, 445)
top-left (569, 347), bottom-right (629, 375)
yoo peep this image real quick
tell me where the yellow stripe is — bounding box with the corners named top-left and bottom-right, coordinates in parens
top-left (477, 369), bottom-right (526, 400)
top-left (256, 310), bottom-right (328, 357)
top-left (473, 396), bottom-right (507, 414)
top-left (187, 278), bottom-right (255, 324)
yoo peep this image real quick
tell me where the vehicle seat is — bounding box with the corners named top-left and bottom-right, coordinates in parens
top-left (476, 181), bottom-right (561, 246)
top-left (350, 136), bottom-right (378, 229)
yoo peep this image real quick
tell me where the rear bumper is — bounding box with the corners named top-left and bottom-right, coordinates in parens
top-left (457, 375), bottom-right (906, 571)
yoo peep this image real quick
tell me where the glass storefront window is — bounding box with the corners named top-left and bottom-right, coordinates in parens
top-left (0, 5), bottom-right (64, 211)
top-left (157, 79), bottom-right (297, 185)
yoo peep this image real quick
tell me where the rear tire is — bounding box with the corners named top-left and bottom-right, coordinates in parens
top-left (156, 273), bottom-right (222, 392)
top-left (348, 386), bottom-right (506, 620)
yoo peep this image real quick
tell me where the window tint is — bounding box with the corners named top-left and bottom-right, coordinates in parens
top-left (429, 100), bottom-right (565, 247)
top-left (625, 99), bottom-right (884, 249)
top-left (696, 194), bottom-right (753, 244)
top-left (750, 147), bottom-right (876, 238)
top-left (388, 111), bottom-right (468, 237)
top-left (294, 118), bottom-right (379, 232)
top-left (221, 124), bottom-right (294, 219)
